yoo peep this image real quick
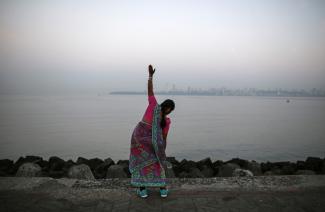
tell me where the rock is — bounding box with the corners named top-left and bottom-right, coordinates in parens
top-left (196, 157), bottom-right (213, 170)
top-left (178, 171), bottom-right (190, 178)
top-left (49, 156), bottom-right (66, 171)
top-left (104, 158), bottom-right (115, 166)
top-left (106, 165), bottom-right (128, 178)
top-left (211, 160), bottom-right (223, 176)
top-left (270, 168), bottom-right (283, 175)
top-left (62, 160), bottom-right (77, 176)
top-left (166, 157), bottom-right (179, 165)
top-left (305, 157), bottom-right (323, 173)
top-left (94, 160), bottom-right (114, 179)
top-left (164, 161), bottom-right (175, 178)
top-left (261, 161), bottom-right (273, 173)
top-left (67, 164), bottom-right (94, 180)
top-left (246, 160), bottom-right (262, 176)
top-left (296, 160), bottom-right (306, 170)
top-left (217, 163), bottom-right (240, 177)
top-left (295, 170), bottom-right (316, 175)
top-left (11, 156), bottom-right (43, 175)
top-left (87, 158), bottom-right (104, 171)
top-left (76, 157), bottom-right (89, 165)
top-left (117, 160), bottom-right (129, 167)
top-left (261, 161), bottom-right (296, 175)
top-left (15, 162), bottom-right (42, 177)
top-left (36, 160), bottom-right (50, 172)
top-left (49, 170), bottom-right (65, 178)
top-left (264, 171), bottom-right (274, 175)
top-left (0, 159), bottom-right (14, 175)
top-left (225, 158), bottom-right (249, 169)
top-left (179, 159), bottom-right (197, 172)
top-left (187, 167), bottom-right (204, 178)
top-left (116, 160), bottom-right (131, 178)
top-left (200, 165), bottom-right (214, 177)
top-left (233, 168), bottom-right (254, 177)
top-left (281, 164), bottom-right (297, 175)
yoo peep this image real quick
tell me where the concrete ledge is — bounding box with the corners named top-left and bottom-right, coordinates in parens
top-left (1, 176), bottom-right (325, 211)
top-left (1, 175), bottom-right (325, 192)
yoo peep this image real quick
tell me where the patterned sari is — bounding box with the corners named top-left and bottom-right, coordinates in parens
top-left (129, 103), bottom-right (168, 187)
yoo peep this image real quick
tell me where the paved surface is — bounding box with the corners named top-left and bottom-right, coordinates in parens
top-left (1, 176), bottom-right (325, 212)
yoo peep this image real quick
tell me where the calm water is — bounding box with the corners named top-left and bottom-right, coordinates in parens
top-left (0, 94), bottom-right (324, 163)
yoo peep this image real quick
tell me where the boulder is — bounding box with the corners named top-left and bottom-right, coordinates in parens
top-left (15, 162), bottom-right (42, 177)
top-left (211, 160), bottom-right (223, 176)
top-left (233, 168), bottom-right (254, 177)
top-left (225, 158), bottom-right (249, 169)
top-left (164, 161), bottom-right (175, 178)
top-left (0, 159), bottom-right (14, 176)
top-left (281, 164), bottom-right (297, 175)
top-left (187, 167), bottom-right (204, 178)
top-left (116, 160), bottom-right (130, 178)
top-left (305, 157), bottom-right (323, 173)
top-left (166, 157), bottom-right (180, 165)
top-left (87, 158), bottom-right (104, 171)
top-left (296, 160), bottom-right (306, 170)
top-left (106, 165), bottom-right (128, 178)
top-left (11, 156), bottom-right (43, 175)
top-left (76, 157), bottom-right (89, 165)
top-left (264, 171), bottom-right (274, 175)
top-left (200, 165), bottom-right (214, 177)
top-left (217, 163), bottom-right (240, 177)
top-left (67, 164), bottom-right (94, 180)
top-left (295, 170), bottom-right (316, 175)
top-left (246, 160), bottom-right (262, 176)
top-left (196, 157), bottom-right (213, 170)
top-left (61, 159), bottom-right (77, 177)
top-left (104, 158), bottom-right (115, 166)
top-left (178, 159), bottom-right (197, 172)
top-left (117, 160), bottom-right (129, 167)
top-left (94, 160), bottom-right (114, 179)
top-left (178, 171), bottom-right (190, 178)
top-left (49, 156), bottom-right (66, 171)
top-left (49, 170), bottom-right (65, 178)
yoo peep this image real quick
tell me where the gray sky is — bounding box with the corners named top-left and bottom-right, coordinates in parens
top-left (1, 0), bottom-right (325, 95)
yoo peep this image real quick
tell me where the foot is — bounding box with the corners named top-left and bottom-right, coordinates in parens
top-left (136, 188), bottom-right (148, 198)
top-left (159, 187), bottom-right (168, 198)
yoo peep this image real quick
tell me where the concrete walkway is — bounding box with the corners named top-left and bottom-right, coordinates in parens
top-left (1, 175), bottom-right (325, 212)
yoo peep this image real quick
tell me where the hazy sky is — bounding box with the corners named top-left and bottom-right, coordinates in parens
top-left (1, 0), bottom-right (325, 95)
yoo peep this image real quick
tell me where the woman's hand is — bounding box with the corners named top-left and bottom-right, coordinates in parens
top-left (148, 64), bottom-right (156, 76)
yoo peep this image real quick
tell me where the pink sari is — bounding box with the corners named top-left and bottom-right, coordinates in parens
top-left (129, 104), bottom-right (168, 187)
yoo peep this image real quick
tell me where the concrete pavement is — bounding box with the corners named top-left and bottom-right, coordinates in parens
top-left (1, 175), bottom-right (325, 212)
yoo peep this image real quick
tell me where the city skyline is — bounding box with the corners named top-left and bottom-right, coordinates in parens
top-left (108, 84), bottom-right (325, 97)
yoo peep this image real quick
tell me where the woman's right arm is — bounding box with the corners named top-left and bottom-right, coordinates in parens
top-left (148, 64), bottom-right (155, 96)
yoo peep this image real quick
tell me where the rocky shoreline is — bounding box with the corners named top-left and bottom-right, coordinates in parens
top-left (0, 155), bottom-right (324, 180)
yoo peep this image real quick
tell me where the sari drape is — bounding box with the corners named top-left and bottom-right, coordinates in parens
top-left (129, 103), bottom-right (168, 187)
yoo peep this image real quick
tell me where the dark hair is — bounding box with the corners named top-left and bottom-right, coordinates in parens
top-left (160, 99), bottom-right (175, 129)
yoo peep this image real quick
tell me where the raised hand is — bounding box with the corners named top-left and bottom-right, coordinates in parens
top-left (148, 64), bottom-right (156, 76)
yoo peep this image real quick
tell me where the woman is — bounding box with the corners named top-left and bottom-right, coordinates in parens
top-left (129, 64), bottom-right (175, 198)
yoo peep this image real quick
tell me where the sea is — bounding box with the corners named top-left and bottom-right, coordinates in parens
top-left (0, 94), bottom-right (324, 163)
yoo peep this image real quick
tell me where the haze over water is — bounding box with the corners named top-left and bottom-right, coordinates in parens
top-left (1, 94), bottom-right (324, 162)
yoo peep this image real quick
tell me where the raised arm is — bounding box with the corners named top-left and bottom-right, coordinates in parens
top-left (148, 64), bottom-right (155, 96)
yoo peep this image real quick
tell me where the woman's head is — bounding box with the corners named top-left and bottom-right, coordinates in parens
top-left (160, 99), bottom-right (175, 129)
top-left (160, 99), bottom-right (175, 115)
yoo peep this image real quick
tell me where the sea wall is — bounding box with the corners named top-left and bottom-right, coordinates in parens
top-left (0, 155), bottom-right (324, 180)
